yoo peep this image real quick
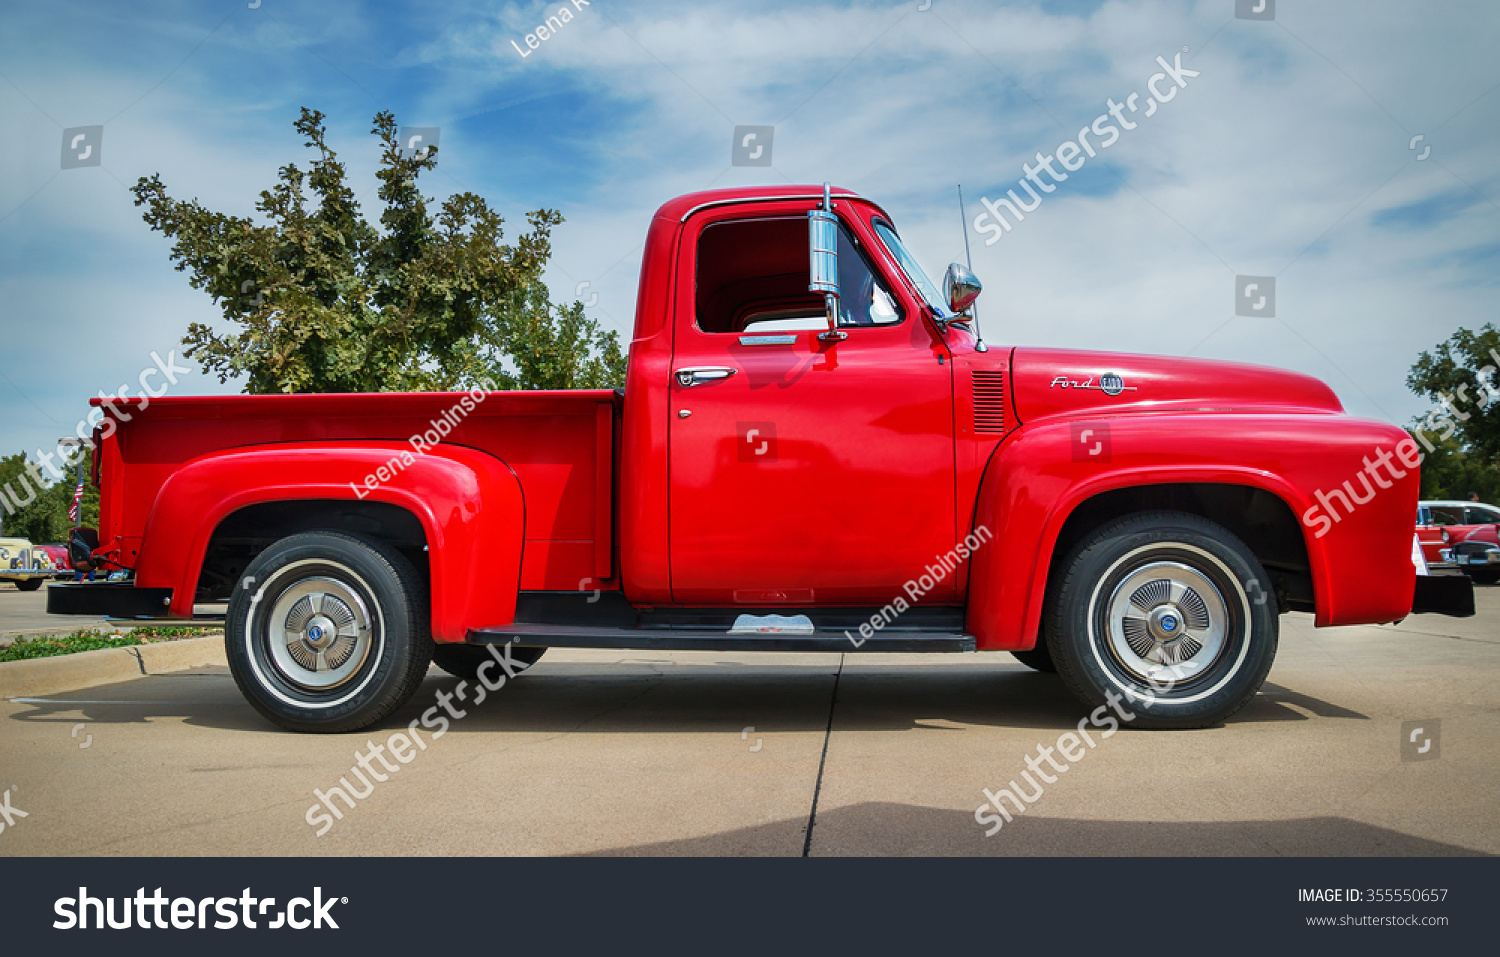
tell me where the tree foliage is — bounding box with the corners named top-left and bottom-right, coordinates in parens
top-left (1407, 323), bottom-right (1500, 463)
top-left (0, 453), bottom-right (98, 543)
top-left (1405, 430), bottom-right (1500, 502)
top-left (130, 108), bottom-right (623, 394)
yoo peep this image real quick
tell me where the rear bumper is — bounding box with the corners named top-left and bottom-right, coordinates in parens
top-left (1410, 574), bottom-right (1475, 617)
top-left (46, 582), bottom-right (173, 618)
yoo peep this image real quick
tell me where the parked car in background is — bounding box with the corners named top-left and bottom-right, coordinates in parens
top-left (36, 544), bottom-right (73, 578)
top-left (1415, 506), bottom-right (1456, 570)
top-left (1421, 500), bottom-right (1500, 585)
top-left (0, 537), bottom-right (52, 591)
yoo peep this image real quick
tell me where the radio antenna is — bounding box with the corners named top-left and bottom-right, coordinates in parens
top-left (956, 185), bottom-right (986, 352)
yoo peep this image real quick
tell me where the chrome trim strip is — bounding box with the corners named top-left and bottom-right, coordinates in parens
top-left (678, 193), bottom-right (861, 222)
top-left (729, 613), bottom-right (816, 635)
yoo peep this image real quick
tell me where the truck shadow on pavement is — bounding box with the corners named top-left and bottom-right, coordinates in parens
top-left (6, 662), bottom-right (1367, 734)
top-left (584, 801), bottom-right (1489, 857)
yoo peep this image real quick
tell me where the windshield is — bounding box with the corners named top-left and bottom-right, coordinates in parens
top-left (873, 221), bottom-right (950, 319)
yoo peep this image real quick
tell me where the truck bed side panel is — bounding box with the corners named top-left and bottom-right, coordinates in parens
top-left (96, 391), bottom-right (618, 626)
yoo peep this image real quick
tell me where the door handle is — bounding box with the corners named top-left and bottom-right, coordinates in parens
top-left (674, 367), bottom-right (737, 387)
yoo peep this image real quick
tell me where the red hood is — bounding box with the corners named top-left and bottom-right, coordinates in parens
top-left (1009, 347), bottom-right (1343, 423)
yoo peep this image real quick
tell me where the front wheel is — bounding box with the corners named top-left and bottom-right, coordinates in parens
top-left (15, 578), bottom-right (43, 592)
top-left (226, 531), bottom-right (433, 733)
top-left (1467, 568), bottom-right (1500, 586)
top-left (1045, 511), bottom-right (1278, 730)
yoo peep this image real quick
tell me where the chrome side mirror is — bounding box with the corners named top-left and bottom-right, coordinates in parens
top-left (944, 262), bottom-right (982, 316)
top-left (808, 183), bottom-right (846, 341)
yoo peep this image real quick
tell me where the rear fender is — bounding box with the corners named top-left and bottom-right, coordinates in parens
top-left (134, 443), bottom-right (525, 642)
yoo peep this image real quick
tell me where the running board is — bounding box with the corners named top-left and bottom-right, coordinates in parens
top-left (467, 624), bottom-right (975, 653)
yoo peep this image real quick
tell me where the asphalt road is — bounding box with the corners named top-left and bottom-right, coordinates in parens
top-left (1, 584), bottom-right (1496, 856)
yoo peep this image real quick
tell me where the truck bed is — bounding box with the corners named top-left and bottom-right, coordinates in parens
top-left (95, 390), bottom-right (620, 594)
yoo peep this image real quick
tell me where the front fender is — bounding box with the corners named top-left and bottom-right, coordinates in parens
top-left (964, 413), bottom-right (1418, 650)
top-left (134, 442), bottom-right (525, 642)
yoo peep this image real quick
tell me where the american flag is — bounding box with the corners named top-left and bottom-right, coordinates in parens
top-left (69, 481), bottom-right (84, 523)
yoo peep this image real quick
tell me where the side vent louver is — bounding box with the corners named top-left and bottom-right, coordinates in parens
top-left (971, 370), bottom-right (1006, 433)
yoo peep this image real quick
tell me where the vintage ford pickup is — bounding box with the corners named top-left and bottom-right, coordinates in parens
top-left (50, 184), bottom-right (1473, 732)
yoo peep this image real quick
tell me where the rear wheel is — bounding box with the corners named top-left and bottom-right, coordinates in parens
top-left (226, 531), bottom-right (432, 733)
top-left (1045, 511), bottom-right (1278, 730)
top-left (15, 579), bottom-right (43, 592)
top-left (431, 643), bottom-right (546, 681)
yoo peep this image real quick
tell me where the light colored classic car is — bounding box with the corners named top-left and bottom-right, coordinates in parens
top-left (0, 537), bottom-right (53, 591)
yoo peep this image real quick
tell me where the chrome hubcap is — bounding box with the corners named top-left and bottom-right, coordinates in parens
top-left (1106, 561), bottom-right (1228, 684)
top-left (266, 576), bottom-right (373, 690)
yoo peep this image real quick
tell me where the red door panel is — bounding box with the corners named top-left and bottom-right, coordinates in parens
top-left (667, 206), bottom-right (956, 604)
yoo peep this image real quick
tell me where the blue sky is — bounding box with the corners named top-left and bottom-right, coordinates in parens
top-left (2, 0), bottom-right (1498, 473)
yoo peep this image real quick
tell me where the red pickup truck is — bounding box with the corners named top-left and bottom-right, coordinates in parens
top-left (51, 184), bottom-right (1472, 732)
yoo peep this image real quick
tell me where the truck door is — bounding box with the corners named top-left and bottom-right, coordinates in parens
top-left (667, 207), bottom-right (957, 604)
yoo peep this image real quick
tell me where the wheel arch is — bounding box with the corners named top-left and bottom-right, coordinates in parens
top-left (196, 499), bottom-right (430, 604)
top-left (964, 417), bottom-right (1336, 651)
top-left (133, 442), bottom-right (526, 641)
top-left (1048, 483), bottom-right (1312, 617)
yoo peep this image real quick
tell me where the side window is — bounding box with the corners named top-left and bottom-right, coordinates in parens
top-left (1430, 507), bottom-right (1463, 526)
top-left (694, 215), bottom-right (902, 334)
top-left (834, 225), bottom-right (901, 327)
top-left (1466, 506), bottom-right (1500, 524)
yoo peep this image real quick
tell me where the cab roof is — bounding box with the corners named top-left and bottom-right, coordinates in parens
top-left (650, 185), bottom-right (887, 224)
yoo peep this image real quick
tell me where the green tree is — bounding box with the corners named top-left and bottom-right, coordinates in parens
top-left (0, 453), bottom-right (98, 543)
top-left (130, 108), bottom-right (623, 394)
top-left (1405, 431), bottom-right (1500, 502)
top-left (1408, 323), bottom-right (1500, 503)
top-left (1407, 323), bottom-right (1500, 471)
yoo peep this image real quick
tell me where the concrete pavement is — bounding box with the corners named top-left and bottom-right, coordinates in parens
top-left (1, 586), bottom-right (1496, 856)
top-left (0, 582), bottom-right (115, 641)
